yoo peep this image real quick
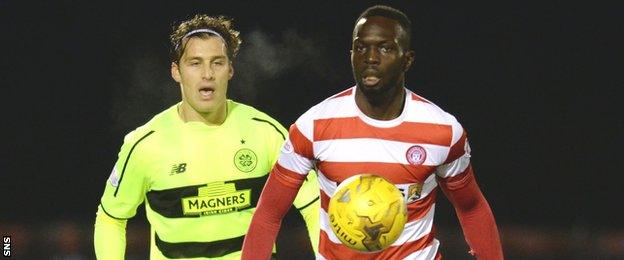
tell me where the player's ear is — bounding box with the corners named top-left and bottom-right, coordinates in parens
top-left (228, 61), bottom-right (234, 80)
top-left (171, 62), bottom-right (181, 83)
top-left (404, 50), bottom-right (415, 72)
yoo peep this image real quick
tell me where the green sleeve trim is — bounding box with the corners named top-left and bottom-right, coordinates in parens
top-left (296, 196), bottom-right (319, 211)
top-left (114, 130), bottom-right (155, 197)
top-left (251, 117), bottom-right (285, 140)
top-left (100, 203), bottom-right (130, 220)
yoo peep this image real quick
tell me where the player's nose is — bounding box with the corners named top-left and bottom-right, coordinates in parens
top-left (201, 66), bottom-right (215, 81)
top-left (365, 49), bottom-right (380, 65)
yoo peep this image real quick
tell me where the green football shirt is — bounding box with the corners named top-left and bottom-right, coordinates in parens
top-left (99, 100), bottom-right (319, 259)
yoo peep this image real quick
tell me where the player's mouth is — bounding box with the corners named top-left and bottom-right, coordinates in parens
top-left (199, 87), bottom-right (215, 100)
top-left (361, 68), bottom-right (381, 87)
top-left (362, 76), bottom-right (381, 87)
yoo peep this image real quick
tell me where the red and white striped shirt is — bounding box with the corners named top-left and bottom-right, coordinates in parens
top-left (277, 86), bottom-right (472, 259)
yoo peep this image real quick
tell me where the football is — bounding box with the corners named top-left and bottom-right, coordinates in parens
top-left (328, 174), bottom-right (407, 252)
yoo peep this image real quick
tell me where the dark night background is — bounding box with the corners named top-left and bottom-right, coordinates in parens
top-left (1, 0), bottom-right (622, 259)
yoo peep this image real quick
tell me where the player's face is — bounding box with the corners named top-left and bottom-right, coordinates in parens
top-left (351, 16), bottom-right (413, 97)
top-left (171, 36), bottom-right (233, 117)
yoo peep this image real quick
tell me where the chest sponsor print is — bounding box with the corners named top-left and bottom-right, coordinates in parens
top-left (181, 182), bottom-right (251, 216)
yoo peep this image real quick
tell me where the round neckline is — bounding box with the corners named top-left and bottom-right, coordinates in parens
top-left (175, 100), bottom-right (233, 130)
top-left (352, 86), bottom-right (409, 128)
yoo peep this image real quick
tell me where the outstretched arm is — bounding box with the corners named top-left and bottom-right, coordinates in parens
top-left (241, 164), bottom-right (306, 260)
top-left (438, 166), bottom-right (503, 259)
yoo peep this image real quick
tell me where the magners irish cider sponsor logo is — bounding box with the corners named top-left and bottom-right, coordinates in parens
top-left (182, 182), bottom-right (251, 216)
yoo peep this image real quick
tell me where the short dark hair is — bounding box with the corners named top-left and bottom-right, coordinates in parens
top-left (355, 5), bottom-right (412, 49)
top-left (170, 14), bottom-right (242, 63)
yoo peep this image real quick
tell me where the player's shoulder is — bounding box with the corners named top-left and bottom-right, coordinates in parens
top-left (228, 100), bottom-right (287, 139)
top-left (121, 104), bottom-right (178, 146)
top-left (405, 89), bottom-right (462, 128)
top-left (297, 86), bottom-right (356, 123)
top-left (229, 100), bottom-right (274, 121)
top-left (405, 89), bottom-right (466, 146)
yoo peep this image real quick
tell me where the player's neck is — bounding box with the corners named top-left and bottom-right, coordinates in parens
top-left (355, 85), bottom-right (406, 121)
top-left (178, 102), bottom-right (227, 126)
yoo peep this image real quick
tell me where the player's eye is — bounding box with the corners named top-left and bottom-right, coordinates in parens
top-left (354, 45), bottom-right (366, 53)
top-left (380, 46), bottom-right (393, 53)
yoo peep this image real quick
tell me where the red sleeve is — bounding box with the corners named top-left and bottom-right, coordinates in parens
top-left (437, 165), bottom-right (504, 260)
top-left (241, 164), bottom-right (306, 260)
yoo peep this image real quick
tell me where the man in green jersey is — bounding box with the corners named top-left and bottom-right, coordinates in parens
top-left (94, 14), bottom-right (320, 259)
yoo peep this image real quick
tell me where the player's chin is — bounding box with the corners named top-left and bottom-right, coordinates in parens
top-left (358, 82), bottom-right (384, 95)
top-left (198, 99), bottom-right (226, 112)
top-left (190, 100), bottom-right (213, 112)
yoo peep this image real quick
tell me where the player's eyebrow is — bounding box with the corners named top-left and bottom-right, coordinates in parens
top-left (210, 55), bottom-right (227, 61)
top-left (353, 37), bottom-right (391, 45)
top-left (182, 55), bottom-right (227, 62)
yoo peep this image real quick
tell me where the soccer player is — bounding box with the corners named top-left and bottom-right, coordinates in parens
top-left (242, 5), bottom-right (503, 260)
top-left (93, 14), bottom-right (320, 259)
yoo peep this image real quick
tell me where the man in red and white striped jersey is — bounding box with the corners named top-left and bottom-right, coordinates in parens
top-left (242, 5), bottom-right (503, 260)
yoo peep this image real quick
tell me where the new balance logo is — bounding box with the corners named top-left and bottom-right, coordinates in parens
top-left (170, 163), bottom-right (187, 175)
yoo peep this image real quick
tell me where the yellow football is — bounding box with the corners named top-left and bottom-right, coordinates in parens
top-left (328, 174), bottom-right (407, 252)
